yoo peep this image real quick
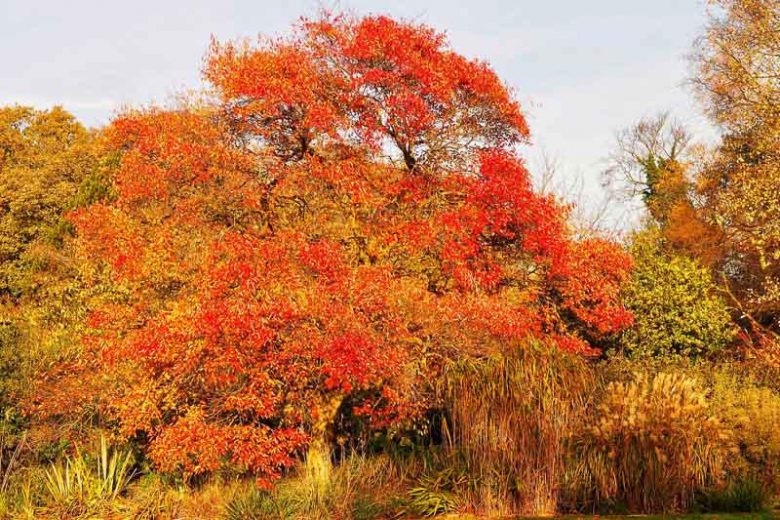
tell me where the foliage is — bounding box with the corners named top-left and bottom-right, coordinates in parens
top-left (204, 12), bottom-right (528, 170)
top-left (2, 4), bottom-right (780, 517)
top-left (222, 453), bottom-right (406, 520)
top-left (694, 0), bottom-right (780, 137)
top-left (603, 114), bottom-right (726, 268)
top-left (0, 105), bottom-right (101, 460)
top-left (571, 371), bottom-right (729, 513)
top-left (691, 0), bottom-right (780, 336)
top-left (0, 105), bottom-right (98, 298)
top-left (607, 0), bottom-right (780, 347)
top-left (224, 488), bottom-right (284, 520)
top-left (619, 228), bottom-right (735, 358)
top-left (31, 13), bottom-right (632, 486)
top-left (603, 112), bottom-right (692, 217)
top-left (408, 473), bottom-right (460, 517)
top-left (708, 366), bottom-right (780, 495)
top-left (697, 479), bottom-right (771, 513)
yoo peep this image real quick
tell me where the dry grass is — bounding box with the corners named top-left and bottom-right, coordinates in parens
top-left (569, 371), bottom-right (729, 513)
top-left (444, 341), bottom-right (592, 516)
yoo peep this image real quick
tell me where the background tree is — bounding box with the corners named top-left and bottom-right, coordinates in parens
top-left (603, 111), bottom-right (692, 219)
top-left (0, 105), bottom-right (101, 458)
top-left (0, 106), bottom-right (99, 297)
top-left (692, 0), bottom-right (780, 337)
top-left (604, 112), bottom-right (724, 265)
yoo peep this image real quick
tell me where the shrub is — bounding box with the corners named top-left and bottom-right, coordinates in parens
top-left (709, 367), bottom-right (780, 496)
top-left (571, 371), bottom-right (729, 513)
top-left (222, 453), bottom-right (405, 520)
top-left (120, 473), bottom-right (181, 520)
top-left (224, 488), bottom-right (287, 520)
top-left (697, 478), bottom-right (771, 513)
top-left (43, 435), bottom-right (136, 516)
top-left (403, 461), bottom-right (470, 518)
top-left (619, 229), bottom-right (735, 359)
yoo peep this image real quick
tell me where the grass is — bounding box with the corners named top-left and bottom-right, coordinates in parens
top-left (445, 342), bottom-right (592, 516)
top-left (442, 515), bottom-right (777, 520)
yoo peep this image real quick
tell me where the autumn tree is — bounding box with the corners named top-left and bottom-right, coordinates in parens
top-left (604, 112), bottom-right (692, 218)
top-left (692, 0), bottom-right (780, 336)
top-left (35, 13), bottom-right (633, 485)
top-left (0, 106), bottom-right (100, 405)
top-left (603, 113), bottom-right (723, 265)
top-left (0, 106), bottom-right (100, 297)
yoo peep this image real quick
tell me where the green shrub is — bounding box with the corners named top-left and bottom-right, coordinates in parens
top-left (619, 229), bottom-right (735, 359)
top-left (408, 479), bottom-right (459, 517)
top-left (405, 463), bottom-right (469, 517)
top-left (43, 435), bottom-right (136, 515)
top-left (698, 479), bottom-right (771, 513)
top-left (224, 488), bottom-right (292, 520)
top-left (350, 496), bottom-right (387, 520)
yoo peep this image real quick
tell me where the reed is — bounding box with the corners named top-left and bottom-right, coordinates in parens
top-left (444, 340), bottom-right (592, 516)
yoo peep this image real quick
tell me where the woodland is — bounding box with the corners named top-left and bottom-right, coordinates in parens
top-left (0, 1), bottom-right (779, 518)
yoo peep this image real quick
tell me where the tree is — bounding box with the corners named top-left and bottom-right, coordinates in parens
top-left (692, 0), bottom-right (780, 335)
top-left (694, 0), bottom-right (780, 138)
top-left (204, 13), bottom-right (528, 172)
top-left (603, 112), bottom-right (692, 217)
top-left (0, 106), bottom-right (99, 297)
top-left (34, 13), bottom-right (633, 485)
top-left (0, 105), bottom-right (101, 455)
top-left (603, 113), bottom-right (723, 265)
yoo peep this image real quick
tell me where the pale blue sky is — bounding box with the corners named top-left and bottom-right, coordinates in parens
top-left (0, 0), bottom-right (714, 225)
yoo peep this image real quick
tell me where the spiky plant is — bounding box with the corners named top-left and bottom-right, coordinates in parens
top-left (44, 435), bottom-right (136, 514)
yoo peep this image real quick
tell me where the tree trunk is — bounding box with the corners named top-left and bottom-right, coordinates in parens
top-left (304, 394), bottom-right (344, 506)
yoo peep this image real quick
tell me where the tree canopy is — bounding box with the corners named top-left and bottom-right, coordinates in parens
top-left (32, 13), bottom-right (633, 484)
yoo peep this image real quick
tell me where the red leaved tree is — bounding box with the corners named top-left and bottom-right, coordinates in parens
top-left (33, 13), bottom-right (632, 485)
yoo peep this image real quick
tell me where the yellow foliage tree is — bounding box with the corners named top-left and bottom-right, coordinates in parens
top-left (693, 0), bottom-right (780, 336)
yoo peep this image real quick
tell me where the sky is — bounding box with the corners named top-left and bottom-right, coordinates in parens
top-left (0, 0), bottom-right (716, 227)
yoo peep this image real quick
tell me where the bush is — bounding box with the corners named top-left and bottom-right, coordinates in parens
top-left (42, 435), bottom-right (136, 516)
top-left (224, 488), bottom-right (288, 520)
top-left (223, 453), bottom-right (406, 520)
top-left (619, 229), bottom-right (735, 359)
top-left (570, 371), bottom-right (729, 513)
top-left (698, 478), bottom-right (771, 513)
top-left (407, 464), bottom-right (467, 517)
top-left (709, 366), bottom-right (780, 496)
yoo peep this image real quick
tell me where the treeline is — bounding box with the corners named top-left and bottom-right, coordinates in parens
top-left (0, 2), bottom-right (778, 518)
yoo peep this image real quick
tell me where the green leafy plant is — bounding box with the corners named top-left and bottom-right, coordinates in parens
top-left (698, 479), bottom-right (771, 513)
top-left (619, 228), bottom-right (735, 359)
top-left (408, 472), bottom-right (460, 517)
top-left (224, 488), bottom-right (292, 520)
top-left (44, 435), bottom-right (136, 513)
